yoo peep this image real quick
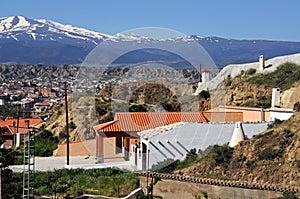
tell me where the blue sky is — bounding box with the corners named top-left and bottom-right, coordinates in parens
top-left (1, 0), bottom-right (300, 41)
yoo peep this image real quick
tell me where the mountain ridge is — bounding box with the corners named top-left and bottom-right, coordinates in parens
top-left (1, 15), bottom-right (300, 67)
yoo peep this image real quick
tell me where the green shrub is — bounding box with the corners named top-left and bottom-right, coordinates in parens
top-left (35, 129), bottom-right (58, 157)
top-left (249, 62), bottom-right (300, 90)
top-left (198, 90), bottom-right (210, 99)
top-left (278, 192), bottom-right (299, 199)
top-left (129, 104), bottom-right (148, 112)
top-left (242, 99), bottom-right (256, 107)
top-left (245, 160), bottom-right (256, 170)
top-left (258, 147), bottom-right (283, 160)
top-left (293, 101), bottom-right (300, 112)
top-left (33, 168), bottom-right (139, 198)
top-left (296, 160), bottom-right (300, 170)
top-left (186, 148), bottom-right (198, 160)
top-left (209, 145), bottom-right (234, 168)
top-left (267, 118), bottom-right (283, 129)
top-left (151, 158), bottom-right (177, 173)
top-left (225, 75), bottom-right (232, 86)
top-left (69, 121), bottom-right (77, 129)
top-left (245, 68), bottom-right (257, 75)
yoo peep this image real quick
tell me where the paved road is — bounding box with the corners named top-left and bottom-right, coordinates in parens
top-left (9, 156), bottom-right (134, 172)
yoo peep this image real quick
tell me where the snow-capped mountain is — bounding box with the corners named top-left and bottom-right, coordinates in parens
top-left (1, 15), bottom-right (300, 66)
top-left (0, 16), bottom-right (110, 44)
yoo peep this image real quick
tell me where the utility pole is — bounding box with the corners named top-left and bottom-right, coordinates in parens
top-left (0, 163), bottom-right (2, 199)
top-left (23, 120), bottom-right (35, 199)
top-left (199, 64), bottom-right (202, 83)
top-left (146, 149), bottom-right (150, 195)
top-left (64, 82), bottom-right (70, 165)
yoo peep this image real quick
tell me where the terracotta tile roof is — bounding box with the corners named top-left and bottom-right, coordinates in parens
top-left (94, 112), bottom-right (208, 133)
top-left (0, 117), bottom-right (44, 134)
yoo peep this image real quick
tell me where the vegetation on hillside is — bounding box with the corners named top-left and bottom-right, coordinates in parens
top-left (225, 62), bottom-right (300, 108)
top-left (3, 168), bottom-right (139, 198)
top-left (248, 62), bottom-right (300, 90)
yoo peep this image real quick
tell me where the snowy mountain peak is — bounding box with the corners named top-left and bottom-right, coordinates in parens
top-left (0, 16), bottom-right (32, 32)
top-left (0, 15), bottom-right (111, 43)
top-left (0, 16), bottom-right (300, 66)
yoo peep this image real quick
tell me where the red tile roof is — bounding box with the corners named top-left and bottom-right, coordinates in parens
top-left (94, 112), bottom-right (208, 133)
top-left (0, 117), bottom-right (44, 134)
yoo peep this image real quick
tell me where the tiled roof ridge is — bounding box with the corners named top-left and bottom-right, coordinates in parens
top-left (93, 120), bottom-right (119, 131)
top-left (219, 105), bottom-right (270, 112)
top-left (138, 122), bottom-right (185, 139)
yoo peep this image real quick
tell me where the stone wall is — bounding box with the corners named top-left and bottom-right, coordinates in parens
top-left (140, 176), bottom-right (290, 199)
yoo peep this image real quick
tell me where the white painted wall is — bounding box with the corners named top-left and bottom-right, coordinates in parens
top-left (269, 109), bottom-right (294, 121)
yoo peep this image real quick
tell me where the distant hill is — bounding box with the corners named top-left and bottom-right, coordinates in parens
top-left (1, 16), bottom-right (300, 67)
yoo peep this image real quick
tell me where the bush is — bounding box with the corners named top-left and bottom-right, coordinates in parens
top-left (151, 158), bottom-right (178, 173)
top-left (242, 99), bottom-right (256, 107)
top-left (209, 145), bottom-right (233, 168)
top-left (151, 149), bottom-right (201, 173)
top-left (129, 104), bottom-right (148, 112)
top-left (35, 129), bottom-right (58, 157)
top-left (278, 192), bottom-right (299, 199)
top-left (225, 75), bottom-right (232, 86)
top-left (57, 109), bottom-right (62, 116)
top-left (293, 101), bottom-right (300, 112)
top-left (186, 148), bottom-right (198, 160)
top-left (198, 90), bottom-right (210, 99)
top-left (296, 160), bottom-right (300, 170)
top-left (245, 160), bottom-right (256, 170)
top-left (245, 68), bottom-right (256, 75)
top-left (258, 147), bottom-right (283, 160)
top-left (69, 121), bottom-right (77, 129)
top-left (267, 118), bottom-right (283, 129)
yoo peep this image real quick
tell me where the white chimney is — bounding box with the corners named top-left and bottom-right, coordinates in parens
top-left (271, 88), bottom-right (280, 108)
top-left (259, 55), bottom-right (265, 71)
top-left (229, 122), bottom-right (245, 147)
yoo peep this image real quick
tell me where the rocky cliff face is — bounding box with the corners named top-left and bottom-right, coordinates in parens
top-left (225, 74), bottom-right (272, 108)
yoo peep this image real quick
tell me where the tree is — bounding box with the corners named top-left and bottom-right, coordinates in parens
top-left (293, 101), bottom-right (300, 112)
top-left (0, 127), bottom-right (7, 146)
top-left (198, 90), bottom-right (210, 100)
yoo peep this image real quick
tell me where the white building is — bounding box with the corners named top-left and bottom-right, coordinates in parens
top-left (271, 88), bottom-right (281, 108)
top-left (135, 122), bottom-right (269, 170)
top-left (201, 70), bottom-right (213, 83)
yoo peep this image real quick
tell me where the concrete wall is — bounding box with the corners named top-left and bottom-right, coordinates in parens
top-left (140, 176), bottom-right (283, 199)
top-left (216, 107), bottom-right (270, 122)
top-left (57, 139), bottom-right (96, 156)
top-left (203, 111), bottom-right (243, 122)
top-left (269, 109), bottom-right (294, 121)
